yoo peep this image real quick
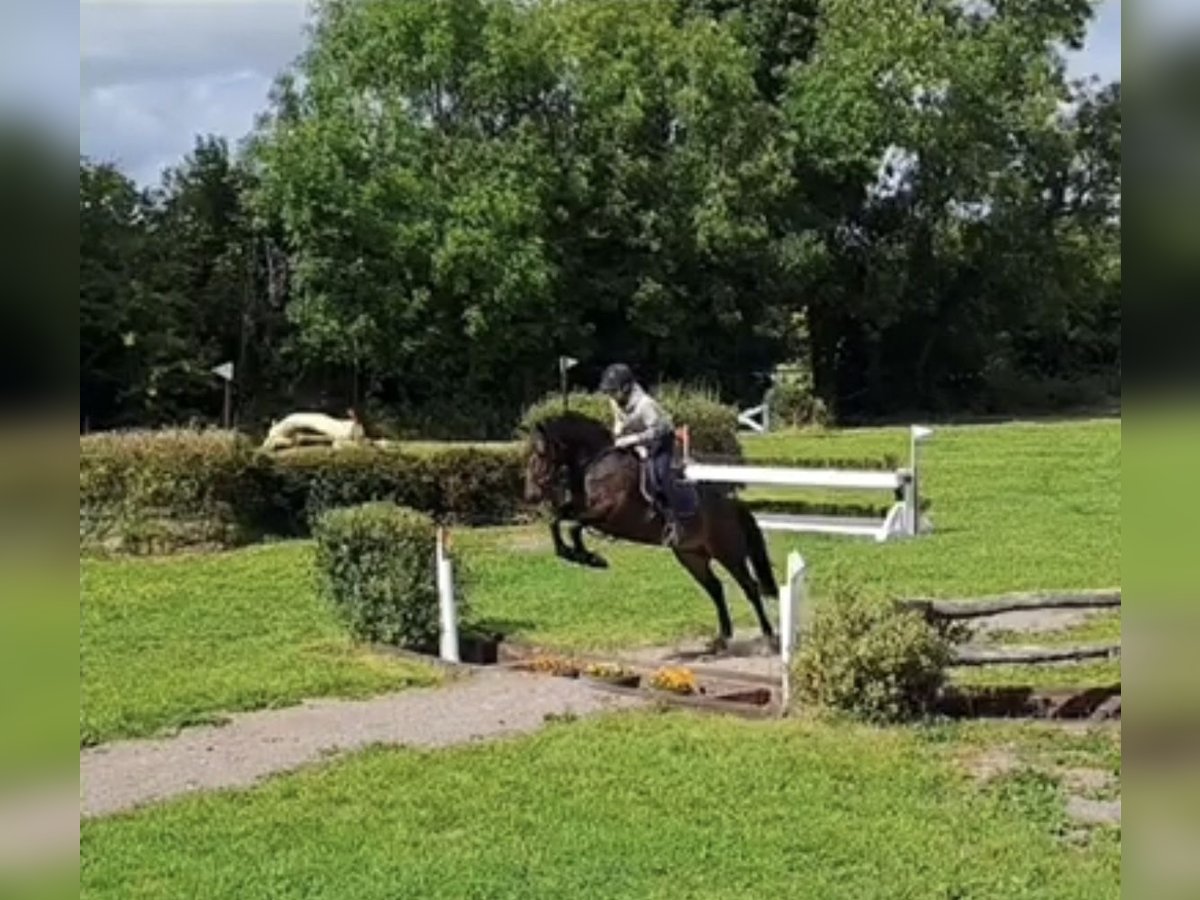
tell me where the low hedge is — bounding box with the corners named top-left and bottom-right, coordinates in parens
top-left (80, 429), bottom-right (265, 554)
top-left (313, 502), bottom-right (466, 647)
top-left (264, 444), bottom-right (524, 534)
top-left (81, 430), bottom-right (527, 554)
top-left (518, 383), bottom-right (742, 459)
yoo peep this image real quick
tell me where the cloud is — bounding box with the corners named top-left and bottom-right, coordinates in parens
top-left (80, 0), bottom-right (309, 184)
top-left (79, 0), bottom-right (1125, 187)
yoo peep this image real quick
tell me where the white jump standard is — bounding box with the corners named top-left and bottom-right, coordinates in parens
top-left (681, 425), bottom-right (934, 543)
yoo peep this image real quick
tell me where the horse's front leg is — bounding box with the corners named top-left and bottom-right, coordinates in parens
top-left (569, 522), bottom-right (608, 569)
top-left (549, 513), bottom-right (579, 563)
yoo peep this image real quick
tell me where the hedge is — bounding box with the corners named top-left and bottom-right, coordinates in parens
top-left (518, 383), bottom-right (742, 460)
top-left (313, 503), bottom-right (467, 648)
top-left (81, 430), bottom-right (527, 554)
top-left (80, 429), bottom-right (265, 554)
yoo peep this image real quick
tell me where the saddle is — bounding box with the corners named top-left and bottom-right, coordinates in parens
top-left (634, 450), bottom-right (699, 519)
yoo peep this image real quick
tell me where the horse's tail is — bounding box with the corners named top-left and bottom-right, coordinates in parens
top-left (735, 502), bottom-right (779, 598)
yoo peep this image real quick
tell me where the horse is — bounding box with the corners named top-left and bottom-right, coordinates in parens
top-left (523, 411), bottom-right (778, 648)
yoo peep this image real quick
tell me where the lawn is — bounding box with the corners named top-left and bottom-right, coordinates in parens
top-left (81, 417), bottom-right (1119, 744)
top-left (457, 417), bottom-right (1120, 649)
top-left (80, 544), bottom-right (439, 746)
top-left (81, 711), bottom-right (1119, 900)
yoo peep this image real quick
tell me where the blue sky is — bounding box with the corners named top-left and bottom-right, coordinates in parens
top-left (77, 0), bottom-right (1124, 186)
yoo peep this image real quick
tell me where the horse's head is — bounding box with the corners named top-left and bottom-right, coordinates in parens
top-left (523, 413), bottom-right (613, 504)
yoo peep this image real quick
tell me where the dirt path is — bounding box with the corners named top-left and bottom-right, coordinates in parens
top-left (81, 669), bottom-right (644, 819)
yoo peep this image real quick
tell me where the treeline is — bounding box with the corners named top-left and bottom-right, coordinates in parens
top-left (80, 0), bottom-right (1121, 437)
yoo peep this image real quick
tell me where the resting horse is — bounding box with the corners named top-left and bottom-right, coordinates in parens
top-left (523, 412), bottom-right (778, 647)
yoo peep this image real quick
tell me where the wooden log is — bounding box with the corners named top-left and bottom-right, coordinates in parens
top-left (950, 643), bottom-right (1121, 667)
top-left (898, 590), bottom-right (1119, 620)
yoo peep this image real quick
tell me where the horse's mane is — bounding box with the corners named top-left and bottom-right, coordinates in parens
top-left (535, 411), bottom-right (613, 453)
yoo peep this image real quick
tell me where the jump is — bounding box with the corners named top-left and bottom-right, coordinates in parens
top-left (523, 364), bottom-right (779, 648)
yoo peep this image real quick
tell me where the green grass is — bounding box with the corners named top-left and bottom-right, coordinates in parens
top-left (81, 418), bottom-right (1119, 743)
top-left (457, 418), bottom-right (1120, 649)
top-left (81, 711), bottom-right (1118, 900)
top-left (80, 544), bottom-right (440, 746)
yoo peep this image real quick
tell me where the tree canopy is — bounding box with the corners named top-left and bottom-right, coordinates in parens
top-left (80, 0), bottom-right (1120, 435)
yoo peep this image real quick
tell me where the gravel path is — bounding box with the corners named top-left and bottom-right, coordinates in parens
top-left (81, 669), bottom-right (644, 819)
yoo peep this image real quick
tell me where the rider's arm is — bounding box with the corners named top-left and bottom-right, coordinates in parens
top-left (614, 397), bottom-right (673, 448)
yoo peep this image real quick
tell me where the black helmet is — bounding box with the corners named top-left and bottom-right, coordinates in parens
top-left (598, 363), bottom-right (635, 398)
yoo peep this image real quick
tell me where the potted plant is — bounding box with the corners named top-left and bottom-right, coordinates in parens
top-left (517, 654), bottom-right (581, 678)
top-left (582, 662), bottom-right (641, 689)
top-left (648, 666), bottom-right (699, 695)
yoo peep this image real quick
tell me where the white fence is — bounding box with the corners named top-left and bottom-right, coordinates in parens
top-left (681, 425), bottom-right (934, 543)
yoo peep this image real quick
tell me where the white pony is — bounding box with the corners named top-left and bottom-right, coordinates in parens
top-left (261, 408), bottom-right (366, 451)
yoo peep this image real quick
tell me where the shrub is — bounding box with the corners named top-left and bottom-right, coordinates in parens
top-left (312, 502), bottom-right (465, 647)
top-left (263, 444), bottom-right (524, 532)
top-left (80, 429), bottom-right (264, 554)
top-left (768, 367), bottom-right (828, 428)
top-left (517, 384), bottom-right (741, 459)
top-left (792, 589), bottom-right (952, 723)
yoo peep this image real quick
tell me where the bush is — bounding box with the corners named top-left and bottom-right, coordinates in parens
top-left (263, 444), bottom-right (524, 532)
top-left (313, 502), bottom-right (465, 647)
top-left (81, 430), bottom-right (528, 554)
top-left (517, 383), bottom-right (741, 459)
top-left (792, 589), bottom-right (952, 723)
top-left (80, 429), bottom-right (265, 554)
top-left (768, 367), bottom-right (828, 428)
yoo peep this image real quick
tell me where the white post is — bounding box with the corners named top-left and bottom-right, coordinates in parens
top-left (436, 527), bottom-right (459, 662)
top-left (779, 551), bottom-right (807, 712)
top-left (908, 425), bottom-right (933, 536)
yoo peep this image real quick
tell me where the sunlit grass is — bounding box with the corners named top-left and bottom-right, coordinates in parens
top-left (81, 711), bottom-right (1119, 900)
top-left (81, 544), bottom-right (439, 746)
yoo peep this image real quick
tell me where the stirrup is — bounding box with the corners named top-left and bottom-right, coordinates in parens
top-left (662, 519), bottom-right (681, 546)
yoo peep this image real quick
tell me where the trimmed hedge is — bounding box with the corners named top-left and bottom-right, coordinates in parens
top-left (518, 383), bottom-right (742, 459)
top-left (313, 503), bottom-right (465, 647)
top-left (264, 444), bottom-right (524, 534)
top-left (81, 430), bottom-right (527, 554)
top-left (80, 429), bottom-right (265, 554)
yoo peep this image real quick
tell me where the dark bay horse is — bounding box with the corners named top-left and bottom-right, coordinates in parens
top-left (523, 412), bottom-right (778, 647)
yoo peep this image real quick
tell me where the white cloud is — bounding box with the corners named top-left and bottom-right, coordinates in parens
top-left (80, 0), bottom-right (308, 184)
top-left (77, 0), bottom-right (1125, 187)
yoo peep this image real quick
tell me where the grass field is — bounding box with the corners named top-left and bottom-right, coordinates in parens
top-left (80, 545), bottom-right (439, 746)
top-left (458, 417), bottom-right (1120, 649)
top-left (81, 711), bottom-right (1119, 900)
top-left (80, 417), bottom-right (1121, 898)
top-left (80, 417), bottom-right (1120, 745)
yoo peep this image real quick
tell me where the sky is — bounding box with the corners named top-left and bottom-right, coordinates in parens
top-left (74, 0), bottom-right (1126, 187)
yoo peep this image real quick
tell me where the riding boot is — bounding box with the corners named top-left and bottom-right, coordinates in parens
top-left (661, 503), bottom-right (681, 546)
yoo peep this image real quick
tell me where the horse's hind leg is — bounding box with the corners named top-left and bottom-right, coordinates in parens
top-left (673, 549), bottom-right (733, 646)
top-left (569, 522), bottom-right (607, 569)
top-left (719, 554), bottom-right (776, 642)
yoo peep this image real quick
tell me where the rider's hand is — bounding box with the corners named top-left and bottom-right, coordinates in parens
top-left (614, 434), bottom-right (637, 449)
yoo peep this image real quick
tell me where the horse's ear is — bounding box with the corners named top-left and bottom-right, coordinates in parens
top-left (531, 424), bottom-right (547, 454)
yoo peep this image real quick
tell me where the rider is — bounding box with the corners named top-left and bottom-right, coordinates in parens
top-left (598, 362), bottom-right (681, 546)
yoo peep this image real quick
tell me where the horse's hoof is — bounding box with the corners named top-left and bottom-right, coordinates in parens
top-left (584, 553), bottom-right (608, 569)
top-left (707, 636), bottom-right (731, 655)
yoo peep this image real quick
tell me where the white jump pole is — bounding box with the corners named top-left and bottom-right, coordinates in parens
top-left (779, 550), bottom-right (807, 712)
top-left (907, 425), bottom-right (934, 536)
top-left (436, 527), bottom-right (459, 663)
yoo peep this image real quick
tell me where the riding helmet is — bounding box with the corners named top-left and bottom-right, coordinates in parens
top-left (598, 363), bottom-right (635, 400)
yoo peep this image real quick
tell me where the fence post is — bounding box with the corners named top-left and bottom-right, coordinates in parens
top-left (907, 425), bottom-right (933, 535)
top-left (779, 551), bottom-right (807, 713)
top-left (436, 527), bottom-right (459, 663)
